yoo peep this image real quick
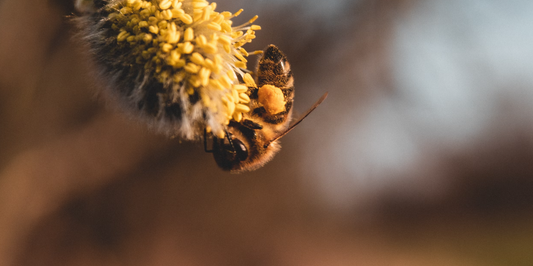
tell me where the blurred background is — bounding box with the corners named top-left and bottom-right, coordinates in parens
top-left (1, 0), bottom-right (533, 265)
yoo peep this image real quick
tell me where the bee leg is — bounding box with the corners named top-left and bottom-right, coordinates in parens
top-left (204, 129), bottom-right (213, 153)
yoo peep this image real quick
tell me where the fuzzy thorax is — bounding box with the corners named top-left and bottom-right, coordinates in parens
top-left (82, 0), bottom-right (261, 139)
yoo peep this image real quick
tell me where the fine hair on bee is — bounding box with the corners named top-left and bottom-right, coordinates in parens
top-left (206, 44), bottom-right (328, 173)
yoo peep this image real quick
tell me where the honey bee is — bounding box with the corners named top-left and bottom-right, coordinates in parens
top-left (205, 45), bottom-right (327, 173)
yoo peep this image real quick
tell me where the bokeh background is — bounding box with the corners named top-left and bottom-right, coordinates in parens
top-left (2, 0), bottom-right (533, 265)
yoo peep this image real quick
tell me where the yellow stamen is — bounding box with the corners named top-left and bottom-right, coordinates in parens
top-left (106, 0), bottom-right (259, 134)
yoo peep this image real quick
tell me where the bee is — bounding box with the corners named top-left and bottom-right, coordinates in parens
top-left (205, 45), bottom-right (327, 173)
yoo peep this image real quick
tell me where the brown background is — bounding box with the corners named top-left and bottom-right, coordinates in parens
top-left (1, 0), bottom-right (533, 265)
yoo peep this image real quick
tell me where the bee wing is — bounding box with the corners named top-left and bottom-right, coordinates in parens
top-left (264, 92), bottom-right (328, 148)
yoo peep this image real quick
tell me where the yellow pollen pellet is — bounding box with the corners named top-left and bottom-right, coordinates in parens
top-left (181, 42), bottom-right (194, 53)
top-left (190, 52), bottom-right (204, 65)
top-left (258, 84), bottom-right (286, 115)
top-left (159, 0), bottom-right (172, 10)
top-left (184, 62), bottom-right (200, 73)
top-left (184, 28), bottom-right (194, 41)
top-left (127, 36), bottom-right (136, 43)
top-left (180, 13), bottom-right (193, 24)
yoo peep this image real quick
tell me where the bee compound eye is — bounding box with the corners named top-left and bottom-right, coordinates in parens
top-left (232, 139), bottom-right (248, 161)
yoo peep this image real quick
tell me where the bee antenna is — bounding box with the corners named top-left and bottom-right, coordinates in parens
top-left (263, 92), bottom-right (328, 148)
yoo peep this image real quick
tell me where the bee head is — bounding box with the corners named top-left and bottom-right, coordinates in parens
top-left (211, 124), bottom-right (280, 173)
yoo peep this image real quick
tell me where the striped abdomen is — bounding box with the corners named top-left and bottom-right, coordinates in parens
top-left (252, 45), bottom-right (295, 125)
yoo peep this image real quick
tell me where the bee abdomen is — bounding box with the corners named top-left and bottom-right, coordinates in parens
top-left (257, 45), bottom-right (293, 90)
top-left (251, 45), bottom-right (296, 125)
